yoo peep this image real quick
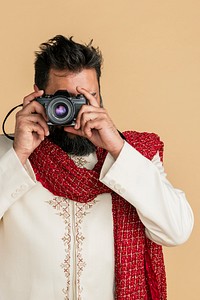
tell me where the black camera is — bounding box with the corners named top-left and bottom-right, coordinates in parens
top-left (35, 90), bottom-right (87, 126)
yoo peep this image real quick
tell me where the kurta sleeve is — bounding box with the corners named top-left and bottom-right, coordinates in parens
top-left (99, 141), bottom-right (194, 246)
top-left (0, 147), bottom-right (36, 218)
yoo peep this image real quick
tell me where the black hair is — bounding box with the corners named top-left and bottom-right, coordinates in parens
top-left (34, 35), bottom-right (103, 90)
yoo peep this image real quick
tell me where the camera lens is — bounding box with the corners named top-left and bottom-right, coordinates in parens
top-left (54, 104), bottom-right (68, 118)
top-left (47, 96), bottom-right (75, 125)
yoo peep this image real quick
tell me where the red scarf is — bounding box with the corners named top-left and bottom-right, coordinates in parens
top-left (29, 131), bottom-right (167, 299)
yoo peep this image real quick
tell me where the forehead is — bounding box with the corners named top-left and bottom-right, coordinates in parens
top-left (45, 68), bottom-right (99, 95)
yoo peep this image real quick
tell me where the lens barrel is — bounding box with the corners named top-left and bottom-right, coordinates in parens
top-left (47, 96), bottom-right (75, 125)
top-left (35, 90), bottom-right (86, 126)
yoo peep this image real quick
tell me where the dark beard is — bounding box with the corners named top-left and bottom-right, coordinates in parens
top-left (48, 126), bottom-right (96, 156)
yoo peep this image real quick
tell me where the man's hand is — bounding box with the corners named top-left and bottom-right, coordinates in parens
top-left (64, 87), bottom-right (124, 159)
top-left (13, 90), bottom-right (49, 165)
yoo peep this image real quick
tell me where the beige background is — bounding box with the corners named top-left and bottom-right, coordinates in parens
top-left (0, 1), bottom-right (199, 299)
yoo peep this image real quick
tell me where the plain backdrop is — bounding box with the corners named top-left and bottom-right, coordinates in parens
top-left (0, 1), bottom-right (199, 299)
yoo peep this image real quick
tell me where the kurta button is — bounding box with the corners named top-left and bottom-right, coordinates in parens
top-left (119, 188), bottom-right (125, 194)
top-left (11, 192), bottom-right (17, 198)
top-left (109, 180), bottom-right (116, 187)
top-left (20, 184), bottom-right (28, 191)
top-left (114, 184), bottom-right (121, 190)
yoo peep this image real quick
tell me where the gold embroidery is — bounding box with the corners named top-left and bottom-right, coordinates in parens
top-left (47, 197), bottom-right (71, 300)
top-left (69, 155), bottom-right (88, 168)
top-left (75, 200), bottom-right (98, 298)
top-left (47, 154), bottom-right (99, 299)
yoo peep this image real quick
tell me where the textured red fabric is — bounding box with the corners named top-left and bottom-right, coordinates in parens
top-left (29, 131), bottom-right (167, 299)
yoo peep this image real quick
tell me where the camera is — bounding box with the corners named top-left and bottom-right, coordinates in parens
top-left (35, 90), bottom-right (87, 126)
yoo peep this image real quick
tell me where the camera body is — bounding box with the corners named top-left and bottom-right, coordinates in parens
top-left (35, 90), bottom-right (87, 126)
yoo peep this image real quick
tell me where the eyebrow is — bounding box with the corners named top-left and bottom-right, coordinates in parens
top-left (69, 91), bottom-right (97, 97)
top-left (52, 71), bottom-right (69, 77)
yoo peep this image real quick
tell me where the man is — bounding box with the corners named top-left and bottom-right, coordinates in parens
top-left (0, 35), bottom-right (194, 300)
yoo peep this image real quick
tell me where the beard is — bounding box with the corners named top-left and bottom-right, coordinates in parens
top-left (48, 126), bottom-right (96, 156)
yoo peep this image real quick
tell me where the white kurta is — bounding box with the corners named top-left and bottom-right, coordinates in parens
top-left (0, 135), bottom-right (194, 300)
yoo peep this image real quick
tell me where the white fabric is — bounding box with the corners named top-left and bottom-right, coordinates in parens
top-left (0, 135), bottom-right (194, 300)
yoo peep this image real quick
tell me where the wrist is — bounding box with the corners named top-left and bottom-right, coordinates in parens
top-left (13, 146), bottom-right (29, 166)
top-left (109, 140), bottom-right (125, 160)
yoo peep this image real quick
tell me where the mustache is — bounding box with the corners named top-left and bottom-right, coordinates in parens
top-left (48, 126), bottom-right (96, 156)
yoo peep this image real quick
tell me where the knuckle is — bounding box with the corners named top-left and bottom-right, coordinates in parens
top-left (23, 96), bottom-right (27, 103)
top-left (15, 110), bottom-right (21, 118)
top-left (81, 112), bottom-right (88, 123)
top-left (15, 113), bottom-right (24, 123)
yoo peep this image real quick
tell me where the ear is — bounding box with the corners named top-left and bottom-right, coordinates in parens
top-left (34, 84), bottom-right (40, 92)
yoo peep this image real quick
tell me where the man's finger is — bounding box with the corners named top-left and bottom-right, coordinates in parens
top-left (76, 86), bottom-right (99, 107)
top-left (23, 90), bottom-right (44, 107)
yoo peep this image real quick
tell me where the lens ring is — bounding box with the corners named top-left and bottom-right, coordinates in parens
top-left (47, 96), bottom-right (75, 125)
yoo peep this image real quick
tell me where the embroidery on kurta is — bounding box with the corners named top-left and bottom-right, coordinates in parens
top-left (47, 196), bottom-right (99, 299)
top-left (75, 199), bottom-right (99, 298)
top-left (47, 197), bottom-right (71, 299)
top-left (47, 155), bottom-right (99, 299)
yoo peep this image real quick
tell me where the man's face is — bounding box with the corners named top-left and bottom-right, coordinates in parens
top-left (45, 68), bottom-right (100, 101)
top-left (45, 68), bottom-right (100, 156)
